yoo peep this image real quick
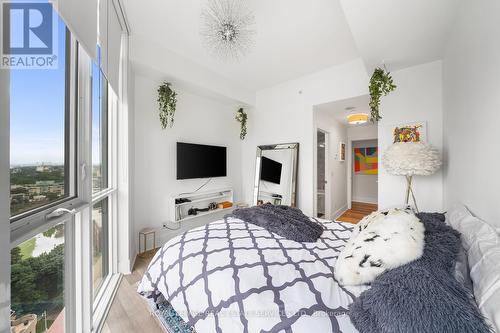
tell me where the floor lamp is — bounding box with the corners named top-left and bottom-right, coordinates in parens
top-left (382, 142), bottom-right (441, 213)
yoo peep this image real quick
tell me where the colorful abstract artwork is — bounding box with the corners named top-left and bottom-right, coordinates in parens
top-left (393, 121), bottom-right (427, 143)
top-left (354, 147), bottom-right (378, 175)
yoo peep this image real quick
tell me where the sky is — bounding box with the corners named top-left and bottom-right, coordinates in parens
top-left (10, 4), bottom-right (102, 166)
top-left (10, 13), bottom-right (66, 165)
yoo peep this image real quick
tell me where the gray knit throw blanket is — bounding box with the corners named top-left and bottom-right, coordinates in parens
top-left (227, 204), bottom-right (325, 242)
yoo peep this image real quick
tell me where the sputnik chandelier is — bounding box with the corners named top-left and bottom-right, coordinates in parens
top-left (200, 0), bottom-right (256, 61)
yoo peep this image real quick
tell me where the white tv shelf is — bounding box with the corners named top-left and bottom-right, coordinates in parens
top-left (169, 188), bottom-right (233, 223)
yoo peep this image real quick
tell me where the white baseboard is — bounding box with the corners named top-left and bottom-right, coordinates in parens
top-left (352, 196), bottom-right (378, 205)
top-left (331, 204), bottom-right (348, 221)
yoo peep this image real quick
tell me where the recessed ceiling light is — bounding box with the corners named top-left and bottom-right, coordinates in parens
top-left (347, 113), bottom-right (369, 125)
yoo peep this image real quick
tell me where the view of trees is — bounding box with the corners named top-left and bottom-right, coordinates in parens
top-left (10, 166), bottom-right (65, 185)
top-left (11, 243), bottom-right (64, 329)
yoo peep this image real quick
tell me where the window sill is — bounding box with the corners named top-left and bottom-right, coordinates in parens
top-left (92, 273), bottom-right (122, 333)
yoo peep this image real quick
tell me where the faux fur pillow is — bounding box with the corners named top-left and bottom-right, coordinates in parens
top-left (334, 209), bottom-right (425, 286)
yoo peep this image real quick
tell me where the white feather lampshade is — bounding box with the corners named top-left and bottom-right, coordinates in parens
top-left (382, 142), bottom-right (442, 212)
top-left (382, 142), bottom-right (442, 176)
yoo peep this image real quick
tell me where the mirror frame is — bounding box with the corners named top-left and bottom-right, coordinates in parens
top-left (253, 143), bottom-right (299, 207)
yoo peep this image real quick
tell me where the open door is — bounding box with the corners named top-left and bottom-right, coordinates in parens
top-left (316, 129), bottom-right (330, 218)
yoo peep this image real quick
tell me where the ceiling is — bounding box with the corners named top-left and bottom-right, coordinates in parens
top-left (315, 94), bottom-right (371, 126)
top-left (122, 0), bottom-right (360, 91)
top-left (340, 0), bottom-right (460, 71)
top-left (123, 0), bottom-right (461, 93)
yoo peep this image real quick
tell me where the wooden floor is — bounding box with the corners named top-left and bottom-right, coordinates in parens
top-left (102, 255), bottom-right (164, 333)
top-left (336, 202), bottom-right (378, 224)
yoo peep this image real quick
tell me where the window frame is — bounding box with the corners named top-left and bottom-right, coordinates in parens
top-left (10, 28), bottom-right (85, 246)
top-left (7, 7), bottom-right (124, 333)
top-left (89, 63), bottom-right (120, 331)
top-left (8, 27), bottom-right (82, 333)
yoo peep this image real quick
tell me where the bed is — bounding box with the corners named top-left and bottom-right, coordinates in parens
top-left (137, 217), bottom-right (367, 333)
top-left (138, 205), bottom-right (500, 333)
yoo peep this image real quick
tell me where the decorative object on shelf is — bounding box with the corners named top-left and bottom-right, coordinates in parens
top-left (171, 188), bottom-right (234, 222)
top-left (235, 108), bottom-right (248, 140)
top-left (157, 82), bottom-right (177, 129)
top-left (382, 142), bottom-right (441, 212)
top-left (354, 147), bottom-right (378, 175)
top-left (208, 202), bottom-right (218, 210)
top-left (393, 121), bottom-right (427, 143)
top-left (339, 142), bottom-right (346, 161)
top-left (217, 201), bottom-right (233, 209)
top-left (188, 207), bottom-right (210, 216)
top-left (347, 113), bottom-right (369, 125)
top-left (369, 67), bottom-right (397, 122)
top-left (200, 0), bottom-right (256, 61)
top-left (138, 228), bottom-right (158, 258)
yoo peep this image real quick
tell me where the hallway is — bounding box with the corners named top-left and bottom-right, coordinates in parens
top-left (336, 202), bottom-right (378, 224)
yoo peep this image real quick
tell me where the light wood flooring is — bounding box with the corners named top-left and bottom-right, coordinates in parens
top-left (102, 255), bottom-right (164, 333)
top-left (336, 202), bottom-right (378, 224)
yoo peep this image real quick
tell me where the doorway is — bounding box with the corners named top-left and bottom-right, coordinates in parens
top-left (338, 139), bottom-right (378, 223)
top-left (316, 129), bottom-right (330, 218)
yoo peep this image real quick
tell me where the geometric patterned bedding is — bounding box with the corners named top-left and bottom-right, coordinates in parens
top-left (138, 217), bottom-right (367, 333)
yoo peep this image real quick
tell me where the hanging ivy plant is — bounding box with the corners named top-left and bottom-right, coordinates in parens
top-left (369, 67), bottom-right (396, 122)
top-left (157, 82), bottom-right (177, 129)
top-left (235, 108), bottom-right (248, 140)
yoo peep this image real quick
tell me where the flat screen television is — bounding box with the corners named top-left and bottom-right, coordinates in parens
top-left (177, 142), bottom-right (227, 180)
top-left (260, 156), bottom-right (282, 184)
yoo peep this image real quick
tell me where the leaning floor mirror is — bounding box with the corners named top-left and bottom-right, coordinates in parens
top-left (253, 143), bottom-right (299, 207)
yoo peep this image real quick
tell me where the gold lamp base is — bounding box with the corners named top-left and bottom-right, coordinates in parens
top-left (404, 175), bottom-right (419, 213)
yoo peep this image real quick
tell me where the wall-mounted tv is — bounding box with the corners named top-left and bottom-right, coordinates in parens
top-left (260, 156), bottom-right (282, 184)
top-left (177, 142), bottom-right (227, 180)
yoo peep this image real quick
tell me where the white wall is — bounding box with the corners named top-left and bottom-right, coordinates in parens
top-left (132, 73), bottom-right (244, 249)
top-left (378, 61), bottom-right (443, 211)
top-left (443, 0), bottom-right (500, 226)
top-left (314, 110), bottom-right (348, 218)
top-left (347, 124), bottom-right (377, 141)
top-left (0, 64), bottom-right (10, 332)
top-left (241, 59), bottom-right (369, 216)
top-left (352, 139), bottom-right (378, 204)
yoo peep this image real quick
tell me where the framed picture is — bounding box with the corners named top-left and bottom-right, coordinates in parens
top-left (392, 121), bottom-right (427, 143)
top-left (339, 142), bottom-right (346, 161)
top-left (354, 147), bottom-right (378, 175)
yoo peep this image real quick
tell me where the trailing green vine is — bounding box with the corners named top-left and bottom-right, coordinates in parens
top-left (157, 82), bottom-right (177, 129)
top-left (235, 108), bottom-right (248, 140)
top-left (369, 67), bottom-right (396, 122)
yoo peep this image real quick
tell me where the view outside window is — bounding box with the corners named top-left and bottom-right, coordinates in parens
top-left (92, 62), bottom-right (108, 193)
top-left (92, 198), bottom-right (109, 298)
top-left (11, 224), bottom-right (65, 333)
top-left (9, 16), bottom-right (69, 218)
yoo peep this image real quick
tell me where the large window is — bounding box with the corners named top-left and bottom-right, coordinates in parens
top-left (92, 198), bottom-right (109, 298)
top-left (8, 6), bottom-right (73, 332)
top-left (7, 1), bottom-right (122, 331)
top-left (9, 18), bottom-right (72, 219)
top-left (92, 62), bottom-right (108, 194)
top-left (11, 223), bottom-right (65, 333)
top-left (91, 61), bottom-right (112, 303)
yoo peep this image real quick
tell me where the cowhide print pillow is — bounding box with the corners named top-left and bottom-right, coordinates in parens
top-left (334, 208), bottom-right (425, 286)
